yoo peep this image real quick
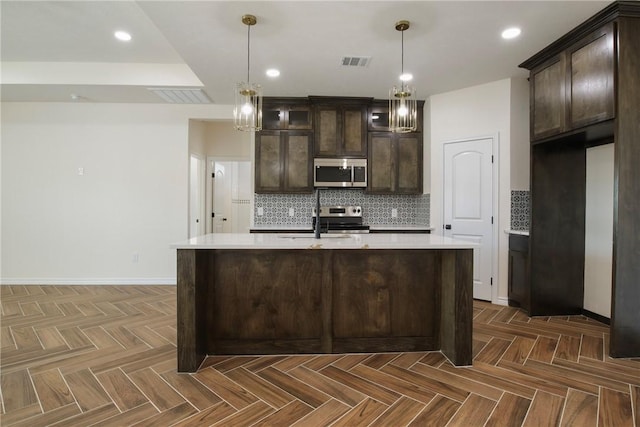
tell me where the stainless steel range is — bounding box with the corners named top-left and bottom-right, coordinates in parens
top-left (311, 205), bottom-right (370, 234)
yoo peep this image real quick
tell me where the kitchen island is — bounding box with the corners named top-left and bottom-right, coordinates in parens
top-left (172, 233), bottom-right (474, 372)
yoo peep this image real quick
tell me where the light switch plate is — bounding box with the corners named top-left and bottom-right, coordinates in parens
top-left (288, 208), bottom-right (295, 217)
top-left (257, 207), bottom-right (264, 216)
top-left (392, 208), bottom-right (398, 218)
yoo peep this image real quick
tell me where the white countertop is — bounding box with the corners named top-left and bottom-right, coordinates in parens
top-left (250, 225), bottom-right (433, 232)
top-left (368, 225), bottom-right (434, 231)
top-left (171, 233), bottom-right (476, 250)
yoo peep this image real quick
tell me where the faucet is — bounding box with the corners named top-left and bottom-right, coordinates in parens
top-left (314, 188), bottom-right (321, 239)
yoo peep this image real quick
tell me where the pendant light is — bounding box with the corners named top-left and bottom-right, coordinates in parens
top-left (389, 20), bottom-right (417, 133)
top-left (234, 14), bottom-right (262, 131)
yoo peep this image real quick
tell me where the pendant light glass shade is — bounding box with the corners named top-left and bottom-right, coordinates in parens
top-left (234, 14), bottom-right (262, 131)
top-left (389, 20), bottom-right (417, 133)
top-left (389, 85), bottom-right (417, 133)
top-left (234, 82), bottom-right (262, 131)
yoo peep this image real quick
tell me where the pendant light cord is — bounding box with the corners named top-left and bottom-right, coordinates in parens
top-left (401, 29), bottom-right (404, 76)
top-left (247, 24), bottom-right (251, 84)
top-left (400, 28), bottom-right (405, 91)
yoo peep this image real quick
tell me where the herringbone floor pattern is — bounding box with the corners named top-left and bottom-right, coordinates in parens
top-left (0, 285), bottom-right (638, 426)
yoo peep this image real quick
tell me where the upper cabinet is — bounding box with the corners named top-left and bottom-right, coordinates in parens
top-left (368, 102), bottom-right (391, 131)
top-left (255, 96), bottom-right (424, 194)
top-left (310, 97), bottom-right (371, 158)
top-left (255, 130), bottom-right (313, 194)
top-left (262, 98), bottom-right (312, 130)
top-left (568, 23), bottom-right (615, 129)
top-left (528, 23), bottom-right (615, 141)
top-left (367, 100), bottom-right (424, 195)
top-left (368, 132), bottom-right (422, 194)
top-left (531, 54), bottom-right (567, 139)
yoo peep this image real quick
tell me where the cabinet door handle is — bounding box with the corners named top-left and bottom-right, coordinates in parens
top-left (445, 224), bottom-right (452, 230)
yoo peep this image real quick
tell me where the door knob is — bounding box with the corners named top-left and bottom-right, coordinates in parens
top-left (445, 224), bottom-right (452, 230)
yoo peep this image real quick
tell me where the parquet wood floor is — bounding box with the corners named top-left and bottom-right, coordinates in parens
top-left (1, 285), bottom-right (638, 426)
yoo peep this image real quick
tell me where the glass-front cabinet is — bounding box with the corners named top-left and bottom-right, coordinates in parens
top-left (263, 98), bottom-right (312, 130)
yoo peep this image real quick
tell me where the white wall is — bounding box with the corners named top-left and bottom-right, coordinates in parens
top-left (510, 78), bottom-right (530, 190)
top-left (203, 121), bottom-right (252, 158)
top-left (430, 78), bottom-right (528, 302)
top-left (584, 144), bottom-right (614, 318)
top-left (188, 119), bottom-right (207, 158)
top-left (1, 102), bottom-right (231, 284)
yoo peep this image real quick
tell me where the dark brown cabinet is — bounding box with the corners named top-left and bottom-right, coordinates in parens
top-left (368, 133), bottom-right (422, 194)
top-left (256, 96), bottom-right (424, 195)
top-left (531, 55), bottom-right (567, 139)
top-left (520, 1), bottom-right (640, 358)
top-left (255, 130), bottom-right (313, 193)
top-left (368, 102), bottom-right (390, 131)
top-left (262, 98), bottom-right (312, 130)
top-left (508, 234), bottom-right (529, 311)
top-left (568, 23), bottom-right (615, 129)
top-left (367, 100), bottom-right (424, 194)
top-left (530, 23), bottom-right (615, 141)
top-left (310, 97), bottom-right (371, 158)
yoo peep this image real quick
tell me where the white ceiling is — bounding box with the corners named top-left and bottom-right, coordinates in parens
top-left (0, 1), bottom-right (611, 104)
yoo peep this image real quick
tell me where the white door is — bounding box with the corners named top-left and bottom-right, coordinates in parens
top-left (189, 154), bottom-right (204, 238)
top-left (443, 138), bottom-right (494, 301)
top-left (211, 161), bottom-right (251, 233)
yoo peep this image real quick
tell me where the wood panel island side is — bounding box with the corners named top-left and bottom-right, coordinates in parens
top-left (171, 233), bottom-right (474, 373)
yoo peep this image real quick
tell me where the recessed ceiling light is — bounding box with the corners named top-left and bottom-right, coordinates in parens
top-left (266, 69), bottom-right (280, 78)
top-left (399, 73), bottom-right (413, 82)
top-left (501, 27), bottom-right (521, 40)
top-left (114, 30), bottom-right (132, 42)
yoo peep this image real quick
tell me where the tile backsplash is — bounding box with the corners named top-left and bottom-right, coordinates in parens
top-left (511, 190), bottom-right (530, 230)
top-left (254, 190), bottom-right (430, 228)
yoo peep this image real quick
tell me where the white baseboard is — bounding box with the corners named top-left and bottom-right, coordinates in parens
top-left (0, 278), bottom-right (176, 286)
top-left (493, 296), bottom-right (509, 306)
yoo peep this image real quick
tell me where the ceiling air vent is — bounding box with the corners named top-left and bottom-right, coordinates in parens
top-left (341, 56), bottom-right (372, 67)
top-left (147, 88), bottom-right (212, 104)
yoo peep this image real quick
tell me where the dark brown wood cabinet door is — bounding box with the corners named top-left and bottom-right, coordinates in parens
top-left (369, 104), bottom-right (390, 131)
top-left (531, 55), bottom-right (567, 140)
top-left (211, 250), bottom-right (323, 341)
top-left (368, 133), bottom-right (393, 193)
top-left (508, 235), bottom-right (529, 311)
top-left (569, 23), bottom-right (615, 129)
top-left (262, 106), bottom-right (284, 130)
top-left (396, 134), bottom-right (422, 194)
top-left (287, 106), bottom-right (312, 130)
top-left (331, 250), bottom-right (438, 339)
top-left (255, 132), bottom-right (283, 192)
top-left (284, 132), bottom-right (313, 192)
top-left (314, 108), bottom-right (339, 156)
top-left (342, 108), bottom-right (367, 157)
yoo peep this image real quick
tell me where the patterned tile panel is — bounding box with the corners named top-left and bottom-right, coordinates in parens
top-left (511, 190), bottom-right (530, 231)
top-left (254, 191), bottom-right (430, 227)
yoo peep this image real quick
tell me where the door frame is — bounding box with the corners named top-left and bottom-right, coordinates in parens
top-left (189, 153), bottom-right (205, 238)
top-left (206, 156), bottom-right (252, 234)
top-left (441, 134), bottom-right (500, 304)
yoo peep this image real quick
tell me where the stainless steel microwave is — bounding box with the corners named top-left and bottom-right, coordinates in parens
top-left (313, 158), bottom-right (367, 188)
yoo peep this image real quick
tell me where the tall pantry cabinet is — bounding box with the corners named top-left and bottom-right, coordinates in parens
top-left (519, 1), bottom-right (640, 358)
